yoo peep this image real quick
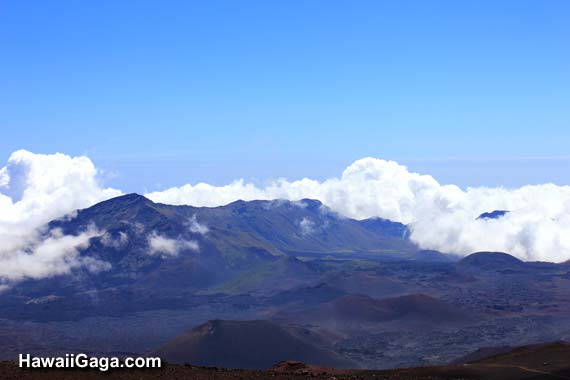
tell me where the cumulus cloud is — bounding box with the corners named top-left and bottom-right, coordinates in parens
top-left (0, 150), bottom-right (121, 283)
top-left (147, 232), bottom-right (199, 257)
top-left (0, 226), bottom-right (110, 283)
top-left (2, 149), bottom-right (570, 264)
top-left (0, 166), bottom-right (9, 188)
top-left (146, 158), bottom-right (446, 223)
top-left (147, 158), bottom-right (570, 262)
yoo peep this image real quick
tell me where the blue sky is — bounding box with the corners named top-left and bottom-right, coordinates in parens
top-left (1, 0), bottom-right (569, 192)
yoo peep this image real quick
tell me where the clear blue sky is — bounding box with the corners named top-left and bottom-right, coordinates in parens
top-left (1, 0), bottom-right (569, 192)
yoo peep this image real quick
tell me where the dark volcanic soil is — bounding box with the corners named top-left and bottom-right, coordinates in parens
top-left (3, 354), bottom-right (570, 380)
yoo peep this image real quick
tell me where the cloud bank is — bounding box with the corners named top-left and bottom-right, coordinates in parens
top-left (1, 150), bottom-right (570, 268)
top-left (0, 150), bottom-right (121, 283)
top-left (147, 158), bottom-right (570, 262)
top-left (0, 227), bottom-right (111, 283)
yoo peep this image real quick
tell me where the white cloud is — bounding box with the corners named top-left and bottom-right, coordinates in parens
top-left (146, 158), bottom-right (444, 223)
top-left (0, 226), bottom-right (110, 282)
top-left (147, 157), bottom-right (570, 263)
top-left (0, 150), bottom-right (121, 283)
top-left (147, 231), bottom-right (199, 257)
top-left (187, 215), bottom-right (209, 235)
top-left (0, 166), bottom-right (9, 188)
top-left (1, 150), bottom-right (570, 265)
top-left (101, 231), bottom-right (129, 249)
top-left (299, 217), bottom-right (316, 235)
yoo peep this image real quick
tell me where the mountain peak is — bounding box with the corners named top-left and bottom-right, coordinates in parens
top-left (477, 210), bottom-right (509, 220)
top-left (112, 193), bottom-right (151, 203)
top-left (296, 198), bottom-right (324, 212)
top-left (48, 193), bottom-right (160, 234)
top-left (87, 193), bottom-right (153, 210)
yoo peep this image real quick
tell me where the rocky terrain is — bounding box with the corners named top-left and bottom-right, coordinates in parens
top-left (2, 342), bottom-right (570, 380)
top-left (1, 194), bottom-right (570, 372)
